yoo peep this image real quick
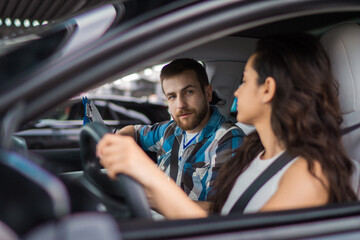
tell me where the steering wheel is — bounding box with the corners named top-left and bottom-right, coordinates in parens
top-left (80, 122), bottom-right (152, 219)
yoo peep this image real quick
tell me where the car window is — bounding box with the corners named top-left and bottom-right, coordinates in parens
top-left (15, 64), bottom-right (171, 150)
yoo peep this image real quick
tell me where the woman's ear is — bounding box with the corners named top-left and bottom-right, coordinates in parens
top-left (262, 77), bottom-right (276, 103)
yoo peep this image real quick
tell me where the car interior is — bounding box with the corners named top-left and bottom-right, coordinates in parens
top-left (1, 1), bottom-right (360, 239)
top-left (320, 22), bottom-right (360, 195)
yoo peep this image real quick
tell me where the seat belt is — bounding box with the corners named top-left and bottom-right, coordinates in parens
top-left (169, 137), bottom-right (180, 181)
top-left (230, 151), bottom-right (296, 214)
top-left (341, 122), bottom-right (360, 135)
top-left (169, 136), bottom-right (206, 182)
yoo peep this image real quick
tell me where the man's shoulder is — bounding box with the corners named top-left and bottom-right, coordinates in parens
top-left (135, 120), bottom-right (175, 135)
top-left (206, 106), bottom-right (245, 137)
top-left (163, 120), bottom-right (178, 135)
top-left (220, 120), bottom-right (239, 130)
top-left (218, 120), bottom-right (245, 136)
top-left (203, 119), bottom-right (244, 141)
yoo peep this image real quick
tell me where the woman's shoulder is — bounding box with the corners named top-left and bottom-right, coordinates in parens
top-left (280, 156), bottom-right (329, 199)
top-left (260, 157), bottom-right (329, 211)
top-left (284, 157), bottom-right (326, 180)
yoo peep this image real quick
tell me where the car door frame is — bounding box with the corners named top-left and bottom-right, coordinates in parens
top-left (2, 0), bottom-right (360, 238)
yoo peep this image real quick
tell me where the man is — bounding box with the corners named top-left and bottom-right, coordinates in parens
top-left (107, 59), bottom-right (244, 208)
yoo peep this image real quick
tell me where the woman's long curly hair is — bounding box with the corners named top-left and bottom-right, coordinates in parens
top-left (210, 34), bottom-right (358, 214)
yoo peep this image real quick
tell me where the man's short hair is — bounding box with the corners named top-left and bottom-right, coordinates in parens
top-left (160, 58), bottom-right (209, 91)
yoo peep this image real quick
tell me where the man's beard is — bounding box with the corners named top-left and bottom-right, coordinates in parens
top-left (173, 104), bottom-right (208, 131)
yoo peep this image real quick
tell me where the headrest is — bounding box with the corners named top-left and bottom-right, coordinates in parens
top-left (210, 90), bottom-right (226, 106)
top-left (320, 23), bottom-right (360, 117)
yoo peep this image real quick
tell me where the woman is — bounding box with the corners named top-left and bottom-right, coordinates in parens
top-left (97, 34), bottom-right (357, 219)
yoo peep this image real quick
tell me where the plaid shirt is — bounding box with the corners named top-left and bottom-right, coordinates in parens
top-left (134, 106), bottom-right (245, 201)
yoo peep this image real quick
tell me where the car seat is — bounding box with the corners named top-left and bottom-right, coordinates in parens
top-left (24, 212), bottom-right (121, 240)
top-left (0, 149), bottom-right (71, 236)
top-left (0, 148), bottom-right (122, 239)
top-left (0, 220), bottom-right (19, 240)
top-left (320, 22), bottom-right (360, 196)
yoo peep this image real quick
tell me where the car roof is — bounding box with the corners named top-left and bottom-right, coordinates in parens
top-left (0, 0), bottom-right (185, 38)
top-left (1, 0), bottom-right (360, 125)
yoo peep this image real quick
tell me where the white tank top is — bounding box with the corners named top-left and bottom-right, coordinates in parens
top-left (221, 150), bottom-right (298, 215)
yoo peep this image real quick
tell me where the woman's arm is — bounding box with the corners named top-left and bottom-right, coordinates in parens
top-left (115, 125), bottom-right (135, 138)
top-left (97, 133), bottom-right (207, 219)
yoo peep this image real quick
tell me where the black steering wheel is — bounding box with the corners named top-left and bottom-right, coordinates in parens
top-left (80, 122), bottom-right (152, 219)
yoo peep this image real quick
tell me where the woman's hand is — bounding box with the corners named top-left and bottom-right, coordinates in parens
top-left (96, 133), bottom-right (207, 219)
top-left (96, 133), bottom-right (158, 187)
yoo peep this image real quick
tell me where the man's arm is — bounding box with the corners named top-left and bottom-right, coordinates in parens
top-left (116, 125), bottom-right (135, 138)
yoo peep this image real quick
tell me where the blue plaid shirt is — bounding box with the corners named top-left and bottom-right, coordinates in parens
top-left (134, 106), bottom-right (245, 201)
